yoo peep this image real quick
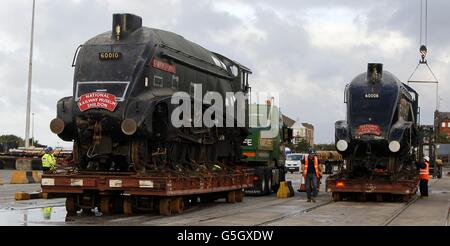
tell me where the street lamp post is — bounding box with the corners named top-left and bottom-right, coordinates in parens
top-left (25, 0), bottom-right (36, 148)
top-left (31, 112), bottom-right (35, 147)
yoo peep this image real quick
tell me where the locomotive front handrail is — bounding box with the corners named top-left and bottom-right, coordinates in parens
top-left (71, 45), bottom-right (83, 67)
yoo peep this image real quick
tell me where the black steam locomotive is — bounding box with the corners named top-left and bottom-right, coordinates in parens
top-left (335, 64), bottom-right (419, 176)
top-left (50, 14), bottom-right (251, 172)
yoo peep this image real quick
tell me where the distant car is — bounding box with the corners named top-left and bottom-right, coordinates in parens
top-left (285, 153), bottom-right (305, 173)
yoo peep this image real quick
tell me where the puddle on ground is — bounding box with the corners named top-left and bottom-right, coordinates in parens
top-left (0, 206), bottom-right (67, 226)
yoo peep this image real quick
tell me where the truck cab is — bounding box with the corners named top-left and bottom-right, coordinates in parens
top-left (241, 102), bottom-right (289, 195)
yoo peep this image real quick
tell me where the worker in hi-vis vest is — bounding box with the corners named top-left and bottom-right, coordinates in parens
top-left (42, 147), bottom-right (56, 173)
top-left (302, 148), bottom-right (320, 203)
top-left (418, 156), bottom-right (430, 197)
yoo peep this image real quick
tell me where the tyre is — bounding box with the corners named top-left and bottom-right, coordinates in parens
top-left (99, 196), bottom-right (112, 215)
top-left (226, 191), bottom-right (237, 203)
top-left (66, 196), bottom-right (78, 216)
top-left (171, 197), bottom-right (184, 214)
top-left (259, 173), bottom-right (266, 195)
top-left (264, 168), bottom-right (272, 195)
top-left (123, 197), bottom-right (134, 215)
top-left (159, 198), bottom-right (172, 216)
top-left (235, 190), bottom-right (244, 202)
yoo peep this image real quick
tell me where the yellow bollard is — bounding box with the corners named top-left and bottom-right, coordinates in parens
top-left (277, 181), bottom-right (289, 199)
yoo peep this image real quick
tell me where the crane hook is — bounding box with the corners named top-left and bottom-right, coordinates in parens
top-left (419, 45), bottom-right (427, 64)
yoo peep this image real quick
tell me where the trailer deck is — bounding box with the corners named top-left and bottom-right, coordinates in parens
top-left (41, 167), bottom-right (254, 216)
top-left (326, 174), bottom-right (419, 202)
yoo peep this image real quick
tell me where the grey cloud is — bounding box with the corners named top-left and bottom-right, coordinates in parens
top-left (1, 0), bottom-right (449, 146)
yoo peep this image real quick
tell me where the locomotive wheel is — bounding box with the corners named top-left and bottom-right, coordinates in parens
top-left (171, 197), bottom-right (184, 214)
top-left (66, 196), bottom-right (78, 216)
top-left (123, 198), bottom-right (134, 215)
top-left (226, 191), bottom-right (236, 203)
top-left (131, 140), bottom-right (148, 172)
top-left (159, 198), bottom-right (172, 216)
top-left (235, 190), bottom-right (244, 203)
top-left (100, 196), bottom-right (112, 215)
top-left (73, 142), bottom-right (80, 166)
top-left (332, 192), bottom-right (342, 202)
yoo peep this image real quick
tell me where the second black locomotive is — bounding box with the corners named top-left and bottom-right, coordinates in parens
top-left (335, 63), bottom-right (419, 176)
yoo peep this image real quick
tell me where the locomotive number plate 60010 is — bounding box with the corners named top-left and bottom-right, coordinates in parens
top-left (99, 52), bottom-right (122, 60)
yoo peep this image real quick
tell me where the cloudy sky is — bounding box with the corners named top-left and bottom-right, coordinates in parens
top-left (1, 0), bottom-right (449, 148)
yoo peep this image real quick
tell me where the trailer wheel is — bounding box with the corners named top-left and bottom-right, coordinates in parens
top-left (402, 194), bottom-right (411, 202)
top-left (171, 197), bottom-right (184, 214)
top-left (357, 193), bottom-right (367, 202)
top-left (226, 191), bottom-right (236, 203)
top-left (332, 192), bottom-right (341, 202)
top-left (66, 196), bottom-right (78, 216)
top-left (100, 196), bottom-right (112, 215)
top-left (123, 198), bottom-right (134, 215)
top-left (113, 197), bottom-right (123, 214)
top-left (159, 198), bottom-right (172, 216)
top-left (375, 194), bottom-right (383, 202)
top-left (235, 190), bottom-right (244, 203)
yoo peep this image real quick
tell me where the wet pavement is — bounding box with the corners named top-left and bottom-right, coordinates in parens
top-left (1, 170), bottom-right (449, 226)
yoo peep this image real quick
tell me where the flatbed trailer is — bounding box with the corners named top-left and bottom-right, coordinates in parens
top-left (326, 174), bottom-right (419, 202)
top-left (41, 167), bottom-right (253, 216)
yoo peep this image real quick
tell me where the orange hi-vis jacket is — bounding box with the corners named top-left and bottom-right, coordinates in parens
top-left (419, 161), bottom-right (430, 181)
top-left (303, 155), bottom-right (320, 178)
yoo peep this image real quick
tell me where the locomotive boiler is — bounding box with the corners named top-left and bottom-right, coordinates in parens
top-left (50, 13), bottom-right (252, 172)
top-left (334, 63), bottom-right (419, 176)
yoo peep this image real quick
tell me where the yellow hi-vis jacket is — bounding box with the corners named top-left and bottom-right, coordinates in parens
top-left (42, 153), bottom-right (56, 169)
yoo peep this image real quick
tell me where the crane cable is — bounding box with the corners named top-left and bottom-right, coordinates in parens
top-left (407, 0), bottom-right (437, 80)
top-left (419, 0), bottom-right (427, 47)
top-left (407, 0), bottom-right (439, 110)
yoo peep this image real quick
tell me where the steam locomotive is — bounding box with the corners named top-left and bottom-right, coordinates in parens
top-left (335, 63), bottom-right (419, 176)
top-left (50, 14), bottom-right (252, 172)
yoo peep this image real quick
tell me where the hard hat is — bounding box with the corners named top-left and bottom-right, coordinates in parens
top-left (45, 147), bottom-right (53, 152)
top-left (308, 148), bottom-right (316, 155)
top-left (424, 156), bottom-right (430, 162)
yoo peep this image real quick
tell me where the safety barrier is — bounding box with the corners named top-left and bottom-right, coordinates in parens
top-left (15, 158), bottom-right (42, 170)
top-left (10, 170), bottom-right (42, 184)
top-left (0, 156), bottom-right (42, 170)
top-left (15, 191), bottom-right (43, 200)
top-left (14, 191), bottom-right (65, 200)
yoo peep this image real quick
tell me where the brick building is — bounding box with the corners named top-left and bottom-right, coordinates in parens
top-left (434, 111), bottom-right (450, 137)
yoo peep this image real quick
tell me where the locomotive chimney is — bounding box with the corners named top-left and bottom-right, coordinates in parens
top-left (367, 63), bottom-right (383, 83)
top-left (112, 13), bottom-right (142, 40)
